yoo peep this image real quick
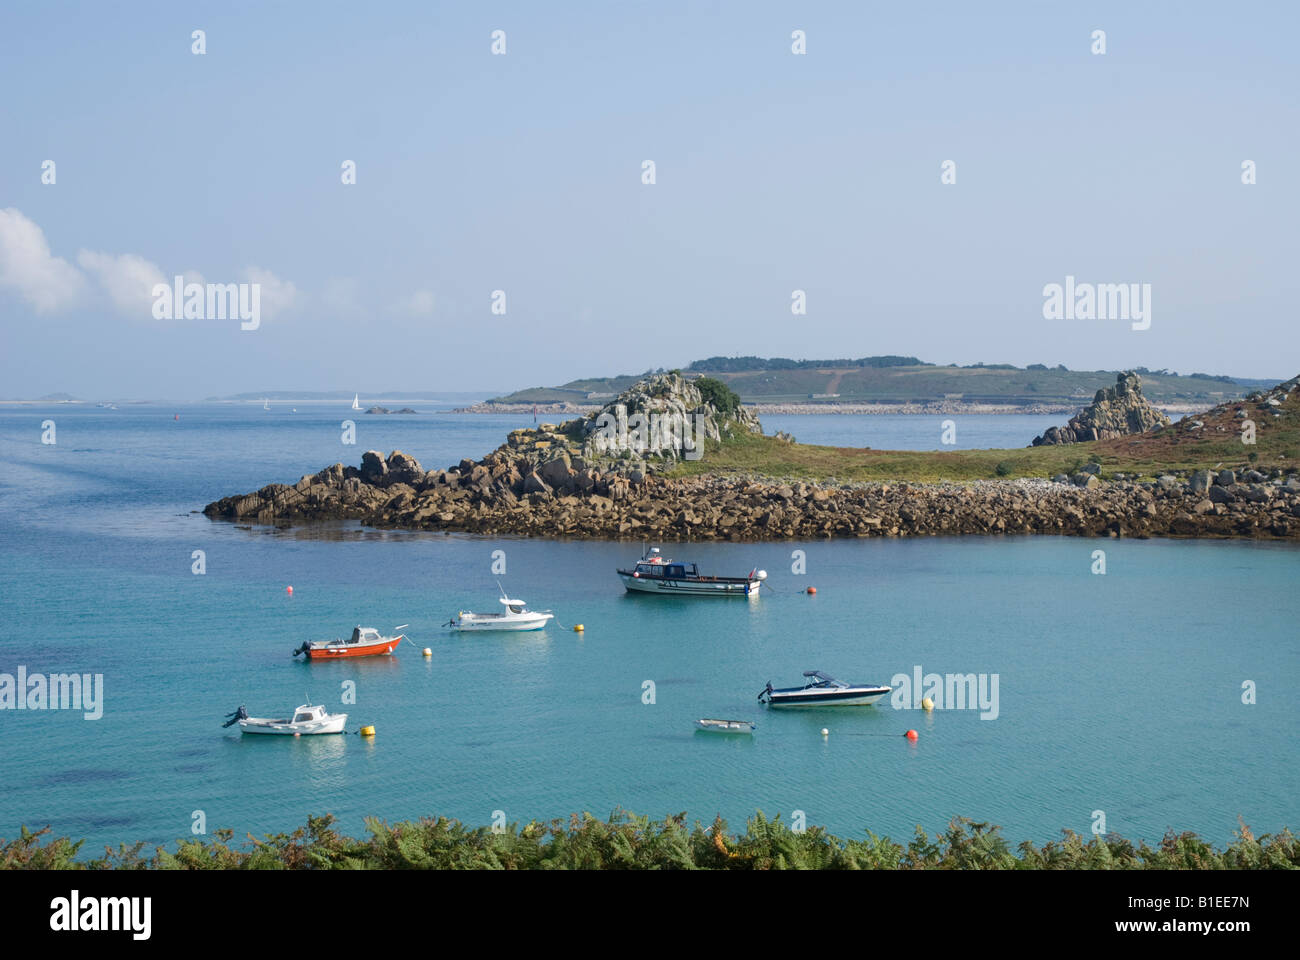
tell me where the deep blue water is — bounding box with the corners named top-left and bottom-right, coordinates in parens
top-left (0, 404), bottom-right (1296, 855)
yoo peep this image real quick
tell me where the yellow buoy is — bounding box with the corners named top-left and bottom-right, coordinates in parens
top-left (921, 697), bottom-right (934, 711)
top-left (573, 624), bottom-right (584, 632)
top-left (422, 647), bottom-right (432, 657)
top-left (360, 725), bottom-right (375, 737)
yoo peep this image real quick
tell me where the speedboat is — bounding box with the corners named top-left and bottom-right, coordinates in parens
top-left (449, 597), bottom-right (554, 632)
top-left (758, 671), bottom-right (891, 707)
top-left (618, 547), bottom-right (766, 597)
top-left (293, 625), bottom-right (405, 660)
top-left (222, 703), bottom-right (347, 735)
top-left (695, 718), bottom-right (756, 733)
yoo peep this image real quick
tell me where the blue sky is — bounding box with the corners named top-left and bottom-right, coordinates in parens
top-left (1, 1), bottom-right (1296, 399)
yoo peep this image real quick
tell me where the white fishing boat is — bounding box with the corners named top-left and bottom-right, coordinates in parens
top-left (758, 671), bottom-right (892, 707)
top-left (695, 718), bottom-right (756, 733)
top-left (222, 703), bottom-right (347, 735)
top-left (448, 596), bottom-right (554, 632)
top-left (618, 547), bottom-right (765, 597)
top-left (351, 393), bottom-right (361, 410)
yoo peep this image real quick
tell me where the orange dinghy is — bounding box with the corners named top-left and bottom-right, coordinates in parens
top-left (293, 626), bottom-right (404, 660)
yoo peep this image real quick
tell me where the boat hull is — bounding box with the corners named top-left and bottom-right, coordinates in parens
top-left (303, 636), bottom-right (402, 659)
top-left (238, 715), bottom-right (348, 735)
top-left (764, 688), bottom-right (891, 707)
top-left (451, 615), bottom-right (553, 632)
top-left (695, 719), bottom-right (756, 733)
top-left (619, 573), bottom-right (759, 597)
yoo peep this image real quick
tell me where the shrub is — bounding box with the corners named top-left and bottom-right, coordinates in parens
top-left (694, 377), bottom-right (742, 418)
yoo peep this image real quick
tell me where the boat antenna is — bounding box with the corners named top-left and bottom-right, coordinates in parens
top-left (496, 580), bottom-right (508, 600)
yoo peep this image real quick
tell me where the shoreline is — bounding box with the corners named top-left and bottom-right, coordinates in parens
top-left (205, 457), bottom-right (1300, 543)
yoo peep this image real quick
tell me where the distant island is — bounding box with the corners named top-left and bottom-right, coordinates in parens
top-left (480, 357), bottom-right (1280, 411)
top-left (364, 406), bottom-right (417, 415)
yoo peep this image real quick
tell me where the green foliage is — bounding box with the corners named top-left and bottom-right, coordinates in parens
top-left (3, 811), bottom-right (1296, 870)
top-left (694, 377), bottom-right (742, 418)
top-left (994, 461), bottom-right (1013, 477)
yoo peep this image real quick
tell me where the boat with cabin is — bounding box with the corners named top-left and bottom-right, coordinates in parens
top-left (293, 626), bottom-right (405, 660)
top-left (222, 702), bottom-right (348, 735)
top-left (758, 671), bottom-right (892, 707)
top-left (448, 596), bottom-right (554, 632)
top-left (617, 547), bottom-right (766, 597)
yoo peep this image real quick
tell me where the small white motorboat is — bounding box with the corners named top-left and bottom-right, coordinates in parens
top-left (222, 703), bottom-right (347, 736)
top-left (758, 671), bottom-right (891, 707)
top-left (448, 597), bottom-right (554, 632)
top-left (695, 718), bottom-right (756, 733)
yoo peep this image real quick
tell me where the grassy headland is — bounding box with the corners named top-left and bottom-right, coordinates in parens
top-left (670, 388), bottom-right (1300, 484)
top-left (490, 357), bottom-right (1274, 407)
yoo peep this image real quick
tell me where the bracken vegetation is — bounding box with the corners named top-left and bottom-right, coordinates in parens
top-left (3, 811), bottom-right (1296, 870)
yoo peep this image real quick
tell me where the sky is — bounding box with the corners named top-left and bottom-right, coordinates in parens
top-left (1, 1), bottom-right (1296, 400)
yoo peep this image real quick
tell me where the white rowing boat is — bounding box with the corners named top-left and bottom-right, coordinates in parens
top-left (695, 718), bottom-right (756, 733)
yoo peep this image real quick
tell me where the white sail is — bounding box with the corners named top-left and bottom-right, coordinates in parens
top-left (351, 393), bottom-right (360, 410)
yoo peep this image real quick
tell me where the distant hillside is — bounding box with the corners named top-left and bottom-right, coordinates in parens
top-left (487, 359), bottom-right (1276, 406)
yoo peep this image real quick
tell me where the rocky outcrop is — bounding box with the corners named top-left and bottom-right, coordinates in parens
top-left (204, 453), bottom-right (1300, 542)
top-left (1031, 372), bottom-right (1170, 445)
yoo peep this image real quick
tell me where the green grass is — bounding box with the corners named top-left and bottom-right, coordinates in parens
top-left (667, 395), bottom-right (1300, 483)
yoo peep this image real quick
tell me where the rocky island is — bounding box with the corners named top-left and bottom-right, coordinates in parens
top-left (205, 372), bottom-right (1300, 542)
top-left (1031, 372), bottom-right (1170, 445)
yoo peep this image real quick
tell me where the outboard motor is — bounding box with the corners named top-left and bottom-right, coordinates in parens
top-left (292, 642), bottom-right (310, 657)
top-left (221, 705), bottom-right (249, 728)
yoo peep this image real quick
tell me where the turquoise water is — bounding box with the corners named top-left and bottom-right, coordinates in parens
top-left (1, 405), bottom-right (1297, 853)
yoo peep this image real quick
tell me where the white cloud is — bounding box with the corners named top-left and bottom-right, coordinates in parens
top-left (243, 266), bottom-right (299, 318)
top-left (395, 289), bottom-right (435, 316)
top-left (76, 250), bottom-right (169, 317)
top-left (0, 208), bottom-right (85, 312)
top-left (1, 209), bottom-right (301, 325)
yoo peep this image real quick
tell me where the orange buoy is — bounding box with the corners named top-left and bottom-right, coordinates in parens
top-left (806, 587), bottom-right (817, 595)
top-left (905, 729), bottom-right (918, 741)
top-left (286, 585), bottom-right (293, 595)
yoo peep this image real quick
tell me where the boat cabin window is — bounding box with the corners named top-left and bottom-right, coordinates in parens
top-left (635, 563), bottom-right (663, 577)
top-left (507, 603), bottom-right (525, 614)
top-left (665, 565), bottom-right (686, 578)
top-left (293, 713), bottom-right (312, 722)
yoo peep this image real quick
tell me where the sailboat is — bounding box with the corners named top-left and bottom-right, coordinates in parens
top-left (263, 398), bottom-right (270, 411)
top-left (351, 393), bottom-right (361, 410)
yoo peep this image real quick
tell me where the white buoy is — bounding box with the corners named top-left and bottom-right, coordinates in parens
top-left (821, 727), bottom-right (829, 737)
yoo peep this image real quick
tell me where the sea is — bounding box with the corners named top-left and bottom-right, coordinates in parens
top-left (1, 403), bottom-right (1296, 855)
